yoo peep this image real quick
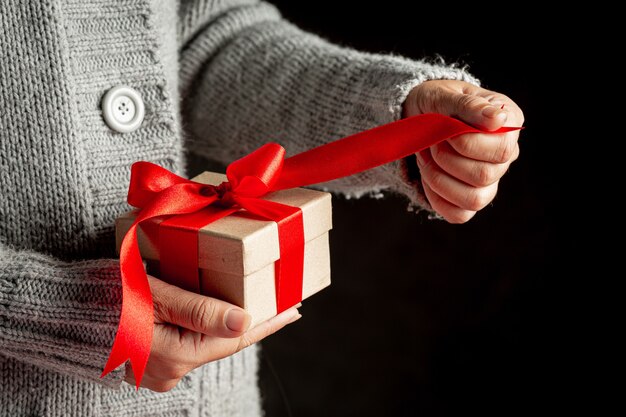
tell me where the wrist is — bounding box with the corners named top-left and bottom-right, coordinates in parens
top-left (401, 83), bottom-right (424, 119)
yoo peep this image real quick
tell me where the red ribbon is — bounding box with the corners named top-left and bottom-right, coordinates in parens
top-left (101, 113), bottom-right (519, 388)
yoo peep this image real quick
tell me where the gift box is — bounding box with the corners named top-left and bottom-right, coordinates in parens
top-left (103, 114), bottom-right (520, 388)
top-left (115, 171), bottom-right (332, 327)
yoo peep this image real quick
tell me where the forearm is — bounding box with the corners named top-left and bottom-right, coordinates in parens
top-left (0, 245), bottom-right (124, 388)
top-left (179, 1), bottom-right (479, 209)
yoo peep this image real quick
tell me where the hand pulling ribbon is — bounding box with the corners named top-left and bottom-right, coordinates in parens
top-left (101, 113), bottom-right (520, 388)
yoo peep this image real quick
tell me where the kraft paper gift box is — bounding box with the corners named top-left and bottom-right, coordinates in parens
top-left (115, 171), bottom-right (332, 327)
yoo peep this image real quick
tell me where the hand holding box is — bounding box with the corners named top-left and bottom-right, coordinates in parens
top-left (116, 171), bottom-right (332, 327)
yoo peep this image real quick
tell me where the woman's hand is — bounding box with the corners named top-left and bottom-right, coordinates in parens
top-left (402, 80), bottom-right (524, 223)
top-left (124, 275), bottom-right (301, 392)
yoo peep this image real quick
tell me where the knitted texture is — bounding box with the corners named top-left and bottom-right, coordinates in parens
top-left (1, 0), bottom-right (477, 415)
top-left (178, 2), bottom-right (479, 208)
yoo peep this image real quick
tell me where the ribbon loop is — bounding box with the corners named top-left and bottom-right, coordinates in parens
top-left (227, 143), bottom-right (286, 196)
top-left (127, 162), bottom-right (190, 207)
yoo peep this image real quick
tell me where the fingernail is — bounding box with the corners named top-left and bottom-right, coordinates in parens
top-left (287, 312), bottom-right (302, 324)
top-left (481, 105), bottom-right (501, 119)
top-left (415, 153), bottom-right (425, 166)
top-left (276, 306), bottom-right (300, 323)
top-left (225, 308), bottom-right (251, 332)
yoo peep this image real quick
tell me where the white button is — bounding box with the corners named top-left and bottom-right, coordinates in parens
top-left (102, 86), bottom-right (145, 133)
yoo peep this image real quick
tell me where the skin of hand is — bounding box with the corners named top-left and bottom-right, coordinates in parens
top-left (402, 80), bottom-right (524, 223)
top-left (124, 275), bottom-right (301, 392)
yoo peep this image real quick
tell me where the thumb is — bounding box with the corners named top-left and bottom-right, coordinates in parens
top-left (421, 89), bottom-right (508, 131)
top-left (149, 275), bottom-right (251, 338)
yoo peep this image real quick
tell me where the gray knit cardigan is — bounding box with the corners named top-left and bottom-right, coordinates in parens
top-left (0, 1), bottom-right (478, 416)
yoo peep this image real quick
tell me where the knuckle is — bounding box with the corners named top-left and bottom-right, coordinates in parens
top-left (493, 138), bottom-right (515, 163)
top-left (152, 293), bottom-right (170, 321)
top-left (454, 93), bottom-right (476, 111)
top-left (465, 189), bottom-right (492, 211)
top-left (263, 319), bottom-right (277, 338)
top-left (152, 296), bottom-right (164, 318)
top-left (474, 164), bottom-right (497, 187)
top-left (427, 168), bottom-right (445, 191)
top-left (189, 298), bottom-right (219, 331)
top-left (237, 334), bottom-right (255, 351)
top-left (429, 144), bottom-right (446, 165)
top-left (452, 136), bottom-right (476, 158)
top-left (257, 320), bottom-right (276, 341)
top-left (235, 319), bottom-right (277, 352)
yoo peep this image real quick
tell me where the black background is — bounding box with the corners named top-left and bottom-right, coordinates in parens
top-left (256, 3), bottom-right (561, 416)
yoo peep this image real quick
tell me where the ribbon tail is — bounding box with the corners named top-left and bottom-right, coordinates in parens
top-left (274, 113), bottom-right (520, 190)
top-left (103, 184), bottom-right (221, 388)
top-left (101, 223), bottom-right (153, 389)
top-left (235, 196), bottom-right (305, 312)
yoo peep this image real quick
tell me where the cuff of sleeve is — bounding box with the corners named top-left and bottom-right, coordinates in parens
top-left (0, 250), bottom-right (125, 388)
top-left (318, 53), bottom-right (479, 215)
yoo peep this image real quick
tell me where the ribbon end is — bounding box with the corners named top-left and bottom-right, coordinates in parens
top-left (126, 360), bottom-right (145, 390)
top-left (100, 353), bottom-right (148, 389)
top-left (100, 355), bottom-right (126, 380)
top-left (101, 315), bottom-right (152, 389)
top-left (101, 338), bottom-right (129, 376)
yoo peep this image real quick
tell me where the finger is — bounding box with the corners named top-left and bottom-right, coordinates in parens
top-left (416, 150), bottom-right (499, 212)
top-left (416, 84), bottom-right (508, 131)
top-left (455, 95), bottom-right (508, 131)
top-left (237, 307), bottom-right (301, 351)
top-left (495, 98), bottom-right (525, 127)
top-left (183, 306), bottom-right (302, 365)
top-left (422, 180), bottom-right (477, 224)
top-left (149, 275), bottom-right (251, 338)
top-left (447, 131), bottom-right (519, 164)
top-left (430, 140), bottom-right (511, 187)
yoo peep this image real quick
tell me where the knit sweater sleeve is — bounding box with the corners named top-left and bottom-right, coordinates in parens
top-left (0, 244), bottom-right (125, 388)
top-left (177, 0), bottom-right (479, 211)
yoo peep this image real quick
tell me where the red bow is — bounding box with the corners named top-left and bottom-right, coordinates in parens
top-left (101, 113), bottom-right (520, 388)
